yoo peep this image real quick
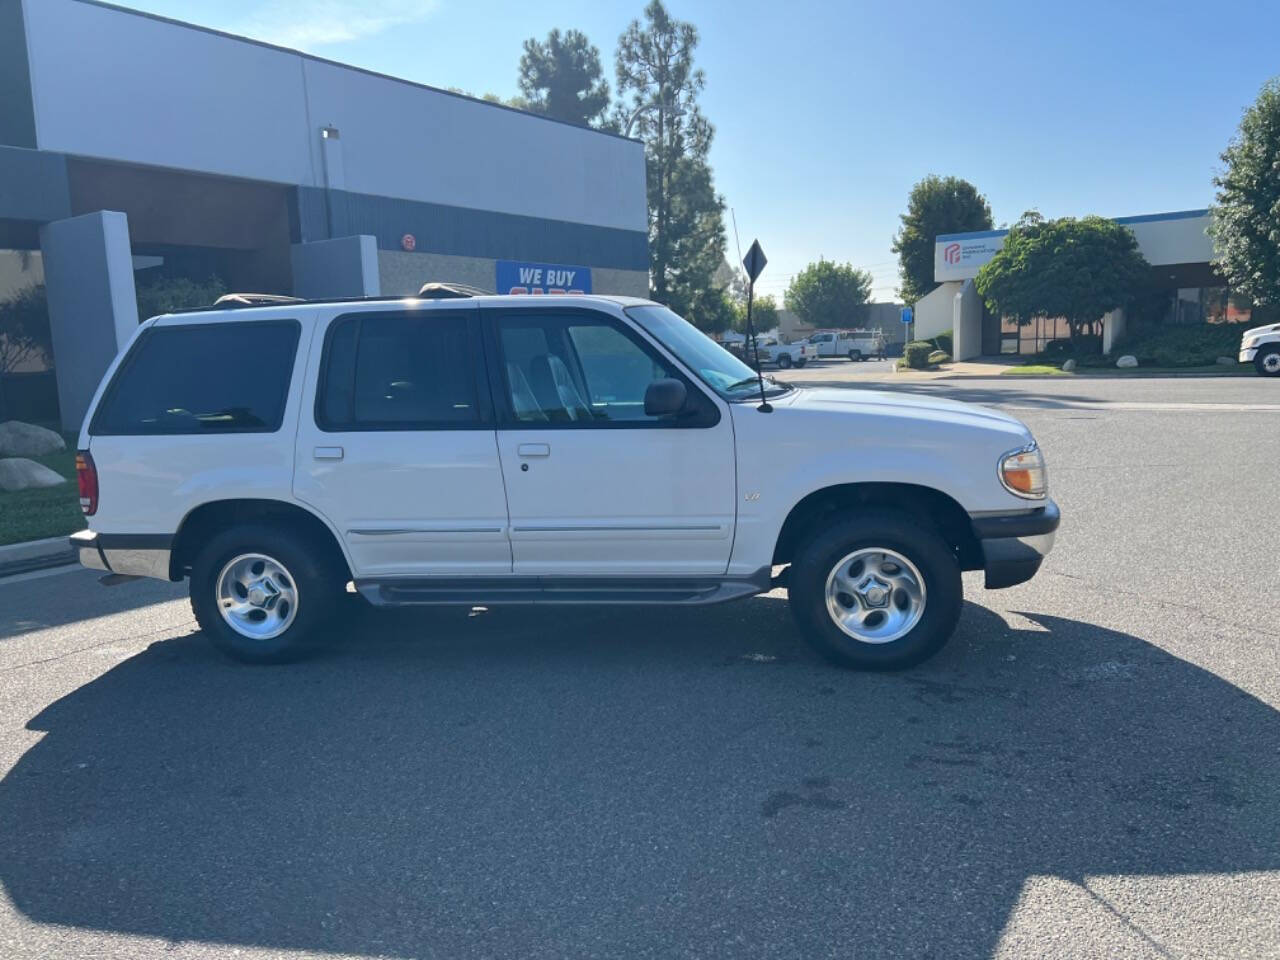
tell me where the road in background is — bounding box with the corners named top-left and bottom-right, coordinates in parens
top-left (1, 376), bottom-right (1277, 959)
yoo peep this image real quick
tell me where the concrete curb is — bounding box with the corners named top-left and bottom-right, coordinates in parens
top-left (0, 535), bottom-right (76, 578)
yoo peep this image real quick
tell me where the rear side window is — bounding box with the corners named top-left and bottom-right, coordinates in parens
top-left (91, 320), bottom-right (300, 435)
top-left (318, 311), bottom-right (482, 430)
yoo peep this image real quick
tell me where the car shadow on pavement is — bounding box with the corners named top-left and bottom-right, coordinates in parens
top-left (1, 598), bottom-right (1276, 958)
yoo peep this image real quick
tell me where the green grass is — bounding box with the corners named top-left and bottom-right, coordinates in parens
top-left (0, 444), bottom-right (85, 547)
top-left (1001, 363), bottom-right (1074, 376)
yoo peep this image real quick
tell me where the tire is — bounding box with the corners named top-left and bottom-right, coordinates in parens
top-left (795, 357), bottom-right (808, 367)
top-left (189, 524), bottom-right (341, 664)
top-left (788, 510), bottom-right (962, 670)
top-left (1256, 345), bottom-right (1280, 377)
top-left (848, 349), bottom-right (862, 362)
top-left (777, 353), bottom-right (792, 369)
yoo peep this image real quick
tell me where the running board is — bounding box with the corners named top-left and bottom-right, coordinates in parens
top-left (355, 569), bottom-right (771, 607)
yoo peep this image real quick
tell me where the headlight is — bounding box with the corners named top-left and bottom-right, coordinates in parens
top-left (1243, 337), bottom-right (1258, 349)
top-left (999, 443), bottom-right (1048, 499)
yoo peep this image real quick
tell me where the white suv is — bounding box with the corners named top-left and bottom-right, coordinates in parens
top-left (71, 292), bottom-right (1058, 668)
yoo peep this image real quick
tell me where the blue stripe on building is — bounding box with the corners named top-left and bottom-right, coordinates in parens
top-left (0, 0), bottom-right (37, 149)
top-left (0, 146), bottom-right (71, 222)
top-left (291, 186), bottom-right (649, 272)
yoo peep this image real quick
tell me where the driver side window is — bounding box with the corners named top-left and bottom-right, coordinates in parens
top-left (495, 314), bottom-right (682, 425)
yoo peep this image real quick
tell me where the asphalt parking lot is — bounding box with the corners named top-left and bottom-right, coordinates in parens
top-left (1, 374), bottom-right (1278, 959)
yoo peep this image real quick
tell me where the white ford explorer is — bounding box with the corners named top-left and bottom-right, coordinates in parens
top-left (70, 291), bottom-right (1058, 669)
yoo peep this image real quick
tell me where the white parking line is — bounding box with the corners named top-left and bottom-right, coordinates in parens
top-left (1005, 402), bottom-right (1280, 413)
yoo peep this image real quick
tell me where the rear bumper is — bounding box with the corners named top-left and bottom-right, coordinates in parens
top-left (971, 499), bottom-right (1060, 590)
top-left (70, 530), bottom-right (173, 581)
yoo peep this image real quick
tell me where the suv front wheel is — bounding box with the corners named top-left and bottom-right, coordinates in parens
top-left (190, 525), bottom-right (340, 663)
top-left (788, 510), bottom-right (962, 669)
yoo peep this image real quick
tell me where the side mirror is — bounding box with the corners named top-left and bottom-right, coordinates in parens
top-left (644, 378), bottom-right (688, 417)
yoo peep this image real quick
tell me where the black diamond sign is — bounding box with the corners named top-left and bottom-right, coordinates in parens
top-left (742, 239), bottom-right (767, 283)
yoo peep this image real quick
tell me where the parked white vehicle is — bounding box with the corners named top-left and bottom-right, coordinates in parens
top-left (71, 290), bottom-right (1058, 669)
top-left (807, 329), bottom-right (887, 361)
top-left (1239, 321), bottom-right (1280, 376)
top-left (751, 338), bottom-right (809, 369)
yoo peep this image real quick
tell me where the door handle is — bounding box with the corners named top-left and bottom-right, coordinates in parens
top-left (517, 443), bottom-right (551, 458)
top-left (313, 446), bottom-right (344, 460)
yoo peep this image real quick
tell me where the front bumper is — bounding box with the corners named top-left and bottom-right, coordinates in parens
top-left (70, 530), bottom-right (174, 581)
top-left (971, 499), bottom-right (1060, 589)
top-left (1239, 347), bottom-right (1257, 362)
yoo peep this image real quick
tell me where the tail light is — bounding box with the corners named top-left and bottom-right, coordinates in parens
top-left (76, 450), bottom-right (98, 516)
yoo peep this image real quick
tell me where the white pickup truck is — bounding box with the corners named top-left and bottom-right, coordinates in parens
top-left (806, 329), bottom-right (887, 361)
top-left (751, 338), bottom-right (810, 369)
top-left (1239, 320), bottom-right (1280, 376)
top-left (71, 291), bottom-right (1058, 670)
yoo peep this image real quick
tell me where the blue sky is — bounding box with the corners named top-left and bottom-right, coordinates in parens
top-left (117, 0), bottom-right (1280, 302)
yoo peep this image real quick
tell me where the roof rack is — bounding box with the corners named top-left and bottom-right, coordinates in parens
top-left (213, 293), bottom-right (306, 308)
top-left (416, 282), bottom-right (490, 299)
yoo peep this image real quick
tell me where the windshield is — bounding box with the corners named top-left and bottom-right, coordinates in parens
top-left (626, 305), bottom-right (792, 400)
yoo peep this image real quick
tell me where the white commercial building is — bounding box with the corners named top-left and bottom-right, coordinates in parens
top-left (912, 210), bottom-right (1245, 359)
top-left (0, 0), bottom-right (648, 428)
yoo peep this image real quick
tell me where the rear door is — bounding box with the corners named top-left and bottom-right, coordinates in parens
top-left (293, 305), bottom-right (512, 577)
top-left (486, 306), bottom-right (736, 576)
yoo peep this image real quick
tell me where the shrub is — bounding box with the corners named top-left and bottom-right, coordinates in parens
top-left (927, 350), bottom-right (951, 365)
top-left (1117, 322), bottom-right (1250, 368)
top-left (930, 330), bottom-right (953, 356)
top-left (0, 284), bottom-right (51, 376)
top-left (136, 275), bottom-right (228, 321)
top-left (1042, 334), bottom-right (1102, 358)
top-left (903, 340), bottom-right (934, 369)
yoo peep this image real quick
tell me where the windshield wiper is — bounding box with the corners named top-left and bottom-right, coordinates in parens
top-left (726, 376), bottom-right (790, 396)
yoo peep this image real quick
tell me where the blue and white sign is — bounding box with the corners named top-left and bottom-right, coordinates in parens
top-left (900, 306), bottom-right (913, 325)
top-left (496, 260), bottom-right (592, 295)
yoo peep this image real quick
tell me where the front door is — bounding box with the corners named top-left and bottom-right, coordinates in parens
top-left (294, 305), bottom-right (512, 577)
top-left (486, 307), bottom-right (736, 576)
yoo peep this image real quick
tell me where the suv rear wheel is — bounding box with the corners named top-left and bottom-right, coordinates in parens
top-left (1255, 345), bottom-right (1280, 377)
top-left (788, 510), bottom-right (962, 669)
top-left (849, 349), bottom-right (863, 361)
top-left (190, 525), bottom-right (340, 663)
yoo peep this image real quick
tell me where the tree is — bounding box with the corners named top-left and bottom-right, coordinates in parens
top-left (783, 259), bottom-right (873, 328)
top-left (733, 293), bottom-right (778, 333)
top-left (891, 175), bottom-right (993, 304)
top-left (518, 29), bottom-right (610, 127)
top-left (0, 283), bottom-right (52, 377)
top-left (135, 275), bottom-right (227, 321)
top-left (1210, 77), bottom-right (1280, 309)
top-left (974, 214), bottom-right (1149, 344)
top-left (615, 1), bottom-right (727, 325)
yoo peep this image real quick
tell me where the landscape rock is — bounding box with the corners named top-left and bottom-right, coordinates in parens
top-left (0, 457), bottom-right (68, 492)
top-left (0, 421), bottom-right (65, 458)
top-left (1216, 356), bottom-right (1236, 366)
top-left (1116, 355), bottom-right (1138, 368)
top-left (1061, 359), bottom-right (1077, 372)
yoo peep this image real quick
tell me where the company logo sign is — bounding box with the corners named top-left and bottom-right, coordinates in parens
top-left (935, 233), bottom-right (1008, 280)
top-left (496, 260), bottom-right (592, 295)
top-left (400, 233), bottom-right (416, 252)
